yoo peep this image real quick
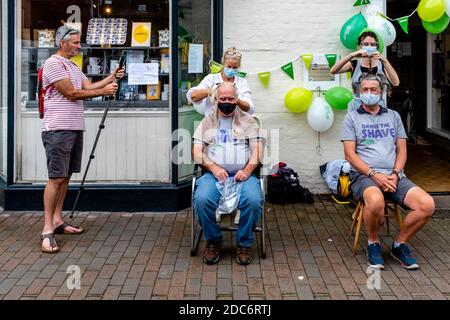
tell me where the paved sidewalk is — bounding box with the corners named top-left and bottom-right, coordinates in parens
top-left (0, 195), bottom-right (449, 300)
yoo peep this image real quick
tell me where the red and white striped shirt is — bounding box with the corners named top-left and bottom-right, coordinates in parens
top-left (41, 54), bottom-right (87, 131)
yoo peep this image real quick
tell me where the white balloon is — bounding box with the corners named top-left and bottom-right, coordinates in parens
top-left (366, 15), bottom-right (397, 47)
top-left (192, 98), bottom-right (207, 115)
top-left (361, 4), bottom-right (378, 20)
top-left (446, 0), bottom-right (450, 16)
top-left (307, 98), bottom-right (334, 132)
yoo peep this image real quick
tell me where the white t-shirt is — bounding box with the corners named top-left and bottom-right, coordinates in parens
top-left (194, 116), bottom-right (251, 173)
top-left (186, 73), bottom-right (255, 116)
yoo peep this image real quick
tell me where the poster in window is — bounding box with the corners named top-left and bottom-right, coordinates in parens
top-left (158, 29), bottom-right (169, 47)
top-left (86, 18), bottom-right (128, 45)
top-left (147, 82), bottom-right (161, 100)
top-left (132, 22), bottom-right (151, 47)
top-left (35, 29), bottom-right (55, 48)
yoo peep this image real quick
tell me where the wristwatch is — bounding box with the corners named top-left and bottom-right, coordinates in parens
top-left (393, 169), bottom-right (406, 180)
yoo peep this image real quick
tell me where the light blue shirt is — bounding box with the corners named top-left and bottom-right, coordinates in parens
top-left (341, 106), bottom-right (407, 174)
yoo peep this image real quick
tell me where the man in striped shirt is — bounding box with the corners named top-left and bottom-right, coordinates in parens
top-left (41, 25), bottom-right (123, 253)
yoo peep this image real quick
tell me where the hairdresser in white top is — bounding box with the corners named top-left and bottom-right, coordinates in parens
top-left (187, 47), bottom-right (255, 116)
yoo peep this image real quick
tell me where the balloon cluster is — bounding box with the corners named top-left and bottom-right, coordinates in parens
top-left (340, 12), bottom-right (395, 51)
top-left (284, 87), bottom-right (353, 132)
top-left (340, 1), bottom-right (450, 45)
top-left (418, 0), bottom-right (450, 34)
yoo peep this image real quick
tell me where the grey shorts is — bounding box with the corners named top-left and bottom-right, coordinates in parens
top-left (42, 130), bottom-right (83, 178)
top-left (350, 171), bottom-right (417, 207)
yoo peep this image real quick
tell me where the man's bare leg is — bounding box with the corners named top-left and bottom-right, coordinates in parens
top-left (42, 178), bottom-right (66, 251)
top-left (396, 187), bottom-right (434, 243)
top-left (52, 175), bottom-right (83, 233)
top-left (362, 186), bottom-right (385, 243)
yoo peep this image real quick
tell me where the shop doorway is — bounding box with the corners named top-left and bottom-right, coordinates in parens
top-left (387, 0), bottom-right (450, 193)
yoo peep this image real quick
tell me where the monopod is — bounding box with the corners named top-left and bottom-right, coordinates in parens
top-left (70, 55), bottom-right (125, 218)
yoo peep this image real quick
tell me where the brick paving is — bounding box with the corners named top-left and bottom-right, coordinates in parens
top-left (0, 195), bottom-right (450, 300)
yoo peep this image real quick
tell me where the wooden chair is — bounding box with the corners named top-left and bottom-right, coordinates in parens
top-left (350, 199), bottom-right (404, 255)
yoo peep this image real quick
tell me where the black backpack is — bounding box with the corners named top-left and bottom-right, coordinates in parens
top-left (267, 162), bottom-right (314, 204)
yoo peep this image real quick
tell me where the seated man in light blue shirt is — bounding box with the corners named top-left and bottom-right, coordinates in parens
top-left (192, 82), bottom-right (263, 266)
top-left (341, 73), bottom-right (435, 270)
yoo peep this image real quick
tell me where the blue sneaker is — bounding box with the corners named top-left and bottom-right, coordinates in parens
top-left (391, 243), bottom-right (419, 270)
top-left (367, 243), bottom-right (384, 269)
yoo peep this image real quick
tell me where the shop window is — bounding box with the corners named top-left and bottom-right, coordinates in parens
top-left (177, 0), bottom-right (212, 181)
top-left (18, 0), bottom-right (174, 184)
top-left (20, 0), bottom-right (170, 111)
top-left (0, 0), bottom-right (6, 179)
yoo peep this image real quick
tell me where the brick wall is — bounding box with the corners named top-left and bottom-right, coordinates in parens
top-left (223, 0), bottom-right (372, 193)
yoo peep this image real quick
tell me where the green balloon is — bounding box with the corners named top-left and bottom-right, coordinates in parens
top-left (422, 13), bottom-right (449, 34)
top-left (340, 13), bottom-right (368, 50)
top-left (324, 87), bottom-right (354, 110)
top-left (285, 88), bottom-right (313, 113)
top-left (359, 27), bottom-right (385, 54)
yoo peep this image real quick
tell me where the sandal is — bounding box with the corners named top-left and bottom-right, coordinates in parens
top-left (54, 222), bottom-right (84, 235)
top-left (41, 233), bottom-right (60, 253)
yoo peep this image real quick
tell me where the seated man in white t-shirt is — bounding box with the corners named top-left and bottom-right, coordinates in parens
top-left (192, 82), bottom-right (263, 265)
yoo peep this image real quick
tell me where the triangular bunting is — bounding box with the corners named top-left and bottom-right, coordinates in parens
top-left (238, 71), bottom-right (247, 78)
top-left (397, 16), bottom-right (409, 34)
top-left (258, 72), bottom-right (270, 88)
top-left (353, 0), bottom-right (370, 6)
top-left (209, 60), bottom-right (223, 74)
top-left (281, 62), bottom-right (295, 80)
top-left (325, 54), bottom-right (337, 69)
top-left (376, 12), bottom-right (389, 20)
top-left (301, 54), bottom-right (313, 70)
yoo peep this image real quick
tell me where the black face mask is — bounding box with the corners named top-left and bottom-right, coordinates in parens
top-left (218, 102), bottom-right (236, 115)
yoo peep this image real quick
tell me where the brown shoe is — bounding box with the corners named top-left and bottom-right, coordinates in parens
top-left (203, 240), bottom-right (222, 265)
top-left (236, 246), bottom-right (253, 265)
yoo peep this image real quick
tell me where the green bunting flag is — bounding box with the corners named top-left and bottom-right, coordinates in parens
top-left (353, 0), bottom-right (370, 7)
top-left (258, 72), bottom-right (270, 88)
top-left (281, 62), bottom-right (295, 80)
top-left (301, 54), bottom-right (313, 70)
top-left (238, 71), bottom-right (247, 78)
top-left (397, 16), bottom-right (409, 34)
top-left (325, 54), bottom-right (337, 68)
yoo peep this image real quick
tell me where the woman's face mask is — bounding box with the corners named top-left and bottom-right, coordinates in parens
top-left (223, 67), bottom-right (239, 78)
top-left (362, 45), bottom-right (377, 57)
top-left (360, 93), bottom-right (381, 106)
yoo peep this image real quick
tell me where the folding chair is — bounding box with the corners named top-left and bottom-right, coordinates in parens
top-left (190, 164), bottom-right (266, 258)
